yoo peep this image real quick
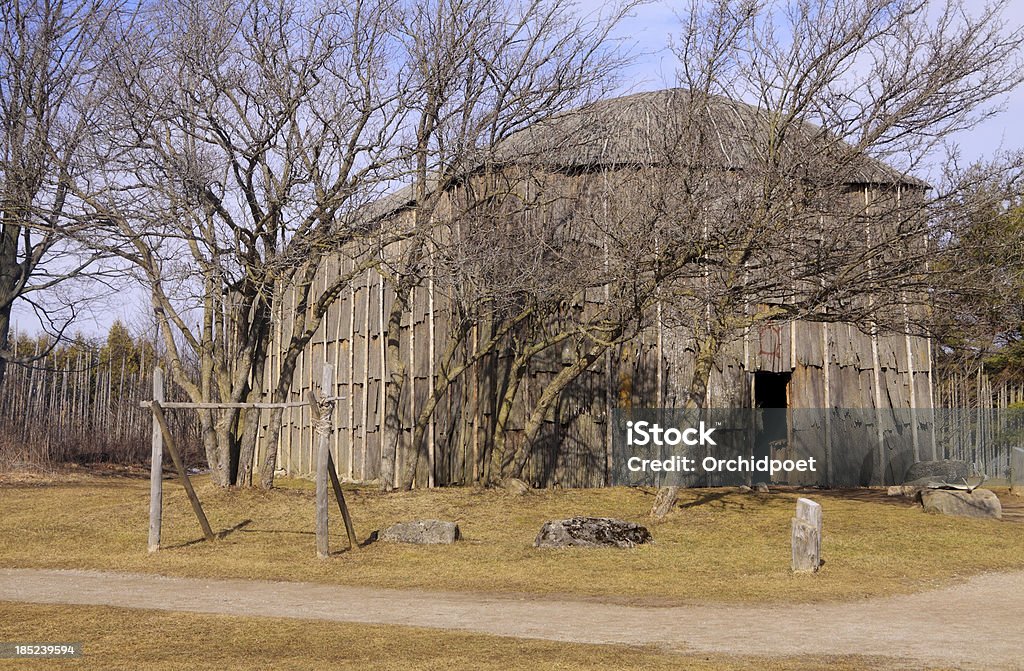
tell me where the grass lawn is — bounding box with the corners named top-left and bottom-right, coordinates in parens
top-left (0, 468), bottom-right (1021, 604)
top-left (0, 601), bottom-right (904, 671)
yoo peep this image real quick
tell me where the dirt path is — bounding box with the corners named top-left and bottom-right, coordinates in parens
top-left (1, 568), bottom-right (1022, 669)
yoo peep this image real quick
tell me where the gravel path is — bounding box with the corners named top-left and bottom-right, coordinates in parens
top-left (1, 568), bottom-right (1022, 669)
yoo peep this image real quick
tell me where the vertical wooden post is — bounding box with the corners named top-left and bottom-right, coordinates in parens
top-left (791, 497), bottom-right (822, 573)
top-left (327, 452), bottom-right (360, 551)
top-left (929, 333), bottom-right (937, 458)
top-left (1010, 447), bottom-right (1024, 497)
top-left (313, 363), bottom-right (335, 559)
top-left (378, 271), bottom-right (389, 485)
top-left (822, 323), bottom-right (833, 487)
top-left (347, 272), bottom-right (356, 480)
top-left (151, 401), bottom-right (215, 542)
top-left (148, 367), bottom-right (164, 553)
top-left (427, 274), bottom-right (436, 488)
top-left (361, 270), bottom-right (371, 481)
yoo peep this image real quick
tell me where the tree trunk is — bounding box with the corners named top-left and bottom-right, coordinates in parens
top-left (0, 306), bottom-right (10, 387)
top-left (381, 233), bottom-right (425, 491)
top-left (489, 358), bottom-right (528, 481)
top-left (259, 406), bottom-right (286, 489)
top-left (235, 353), bottom-right (266, 487)
top-left (0, 220), bottom-right (18, 388)
top-left (648, 335), bottom-right (719, 519)
top-left (398, 327), bottom-right (466, 490)
top-left (508, 334), bottom-right (618, 481)
top-left (197, 409), bottom-right (224, 485)
top-left (398, 312), bottom-right (535, 490)
top-left (380, 295), bottom-right (407, 491)
top-left (214, 413), bottom-right (238, 487)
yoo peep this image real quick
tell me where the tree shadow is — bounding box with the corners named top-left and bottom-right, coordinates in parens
top-left (163, 519), bottom-right (253, 548)
top-left (677, 490), bottom-right (732, 509)
top-left (216, 518), bottom-right (253, 540)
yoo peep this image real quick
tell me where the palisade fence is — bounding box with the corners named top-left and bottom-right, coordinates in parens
top-left (933, 370), bottom-right (1024, 483)
top-left (0, 328), bottom-right (1022, 485)
top-left (0, 337), bottom-right (202, 469)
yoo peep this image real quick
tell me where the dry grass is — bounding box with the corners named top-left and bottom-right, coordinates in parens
top-left (0, 472), bottom-right (1021, 604)
top-left (0, 601), bottom-right (907, 671)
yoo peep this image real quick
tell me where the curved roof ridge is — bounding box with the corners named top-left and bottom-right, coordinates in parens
top-left (489, 88), bottom-right (927, 188)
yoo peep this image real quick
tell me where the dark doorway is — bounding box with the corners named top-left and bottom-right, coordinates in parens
top-left (754, 371), bottom-right (791, 409)
top-left (753, 372), bottom-right (791, 483)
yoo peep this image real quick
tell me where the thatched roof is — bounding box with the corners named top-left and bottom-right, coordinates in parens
top-left (362, 89), bottom-right (927, 223)
top-left (490, 88), bottom-right (927, 188)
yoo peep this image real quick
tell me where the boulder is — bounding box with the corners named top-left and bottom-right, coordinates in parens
top-left (534, 517), bottom-right (652, 549)
top-left (903, 459), bottom-right (970, 485)
top-left (380, 519), bottom-right (461, 545)
top-left (754, 482), bottom-right (770, 493)
top-left (501, 478), bottom-right (531, 496)
top-left (920, 488), bottom-right (1002, 520)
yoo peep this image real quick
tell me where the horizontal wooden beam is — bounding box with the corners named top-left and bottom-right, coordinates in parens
top-left (139, 401), bottom-right (310, 410)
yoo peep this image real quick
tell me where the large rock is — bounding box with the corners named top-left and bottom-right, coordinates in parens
top-left (903, 459), bottom-right (970, 485)
top-left (920, 488), bottom-right (1002, 520)
top-left (501, 478), bottom-right (531, 496)
top-left (380, 519), bottom-right (461, 545)
top-left (534, 517), bottom-right (652, 549)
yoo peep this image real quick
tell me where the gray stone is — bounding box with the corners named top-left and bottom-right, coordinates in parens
top-left (501, 478), bottom-right (531, 496)
top-left (534, 517), bottom-right (652, 549)
top-left (737, 485), bottom-right (752, 493)
top-left (380, 519), bottom-right (461, 545)
top-left (920, 488), bottom-right (1002, 520)
top-left (754, 482), bottom-right (770, 493)
top-left (887, 485), bottom-right (921, 498)
top-left (903, 459), bottom-right (970, 485)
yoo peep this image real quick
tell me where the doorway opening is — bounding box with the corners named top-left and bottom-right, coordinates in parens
top-left (753, 372), bottom-right (791, 483)
top-left (754, 371), bottom-right (791, 409)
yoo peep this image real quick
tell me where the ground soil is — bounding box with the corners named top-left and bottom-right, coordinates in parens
top-left (2, 567), bottom-right (1022, 670)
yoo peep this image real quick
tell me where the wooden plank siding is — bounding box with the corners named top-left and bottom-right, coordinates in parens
top-left (257, 237), bottom-right (936, 488)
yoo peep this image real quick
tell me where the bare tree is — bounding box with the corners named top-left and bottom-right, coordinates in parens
top-left (396, 0), bottom-right (1024, 499)
top-left (930, 158), bottom-right (1024, 381)
top-left (374, 0), bottom-right (638, 490)
top-left (0, 0), bottom-right (123, 385)
top-left (78, 0), bottom-right (406, 486)
top-left (638, 0), bottom-right (1024, 516)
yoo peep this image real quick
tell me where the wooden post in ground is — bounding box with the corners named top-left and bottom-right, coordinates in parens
top-left (1011, 447), bottom-right (1024, 497)
top-left (148, 368), bottom-right (164, 553)
top-left (309, 364), bottom-right (358, 553)
top-left (311, 364), bottom-right (335, 558)
top-left (327, 452), bottom-right (359, 550)
top-left (791, 497), bottom-right (822, 573)
top-left (150, 400), bottom-right (215, 542)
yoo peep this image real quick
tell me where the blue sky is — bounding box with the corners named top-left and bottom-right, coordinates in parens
top-left (597, 0), bottom-right (1024, 164)
top-left (13, 0), bottom-right (1024, 338)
